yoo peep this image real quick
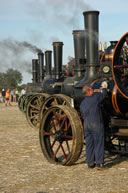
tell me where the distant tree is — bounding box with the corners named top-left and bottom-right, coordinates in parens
top-left (0, 72), bottom-right (6, 90)
top-left (0, 68), bottom-right (23, 90)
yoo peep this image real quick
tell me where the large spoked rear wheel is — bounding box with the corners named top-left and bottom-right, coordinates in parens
top-left (26, 93), bottom-right (49, 128)
top-left (39, 105), bottom-right (83, 166)
top-left (40, 94), bottom-right (73, 118)
top-left (112, 32), bottom-right (128, 98)
top-left (18, 94), bottom-right (26, 112)
top-left (18, 93), bottom-right (35, 113)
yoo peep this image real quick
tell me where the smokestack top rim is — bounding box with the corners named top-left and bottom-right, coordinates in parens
top-left (83, 10), bottom-right (100, 16)
top-left (32, 59), bottom-right (38, 61)
top-left (45, 50), bottom-right (52, 53)
top-left (72, 30), bottom-right (85, 35)
top-left (52, 42), bottom-right (64, 46)
top-left (38, 52), bottom-right (44, 55)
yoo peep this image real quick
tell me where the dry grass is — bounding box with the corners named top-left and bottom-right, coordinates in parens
top-left (0, 103), bottom-right (128, 193)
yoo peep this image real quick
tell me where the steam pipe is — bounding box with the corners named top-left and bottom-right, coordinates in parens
top-left (45, 50), bottom-right (52, 79)
top-left (53, 42), bottom-right (63, 79)
top-left (72, 30), bottom-right (86, 78)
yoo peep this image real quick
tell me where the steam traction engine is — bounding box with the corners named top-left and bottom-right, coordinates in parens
top-left (19, 10), bottom-right (128, 166)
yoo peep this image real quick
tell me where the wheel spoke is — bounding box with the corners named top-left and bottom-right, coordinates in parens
top-left (59, 116), bottom-right (67, 130)
top-left (66, 140), bottom-right (71, 154)
top-left (29, 104), bottom-right (40, 110)
top-left (59, 109), bottom-right (63, 116)
top-left (31, 110), bottom-right (39, 114)
top-left (114, 64), bottom-right (128, 69)
top-left (44, 106), bottom-right (48, 110)
top-left (60, 143), bottom-right (67, 160)
top-left (51, 139), bottom-right (56, 148)
top-left (30, 115), bottom-right (35, 119)
top-left (62, 100), bottom-right (66, 105)
top-left (51, 120), bottom-right (57, 131)
top-left (65, 117), bottom-right (68, 130)
top-left (53, 112), bottom-right (60, 126)
top-left (68, 122), bottom-right (71, 129)
top-left (52, 143), bottom-right (61, 158)
top-left (53, 98), bottom-right (58, 105)
top-left (62, 135), bottom-right (73, 139)
top-left (34, 100), bottom-right (39, 106)
top-left (44, 132), bottom-right (54, 136)
top-left (37, 97), bottom-right (42, 105)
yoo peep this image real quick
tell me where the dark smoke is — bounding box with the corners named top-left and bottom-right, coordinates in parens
top-left (16, 41), bottom-right (42, 53)
top-left (0, 38), bottom-right (42, 54)
top-left (0, 38), bottom-right (42, 74)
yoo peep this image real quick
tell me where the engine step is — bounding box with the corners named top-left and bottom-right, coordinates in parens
top-left (111, 117), bottom-right (128, 127)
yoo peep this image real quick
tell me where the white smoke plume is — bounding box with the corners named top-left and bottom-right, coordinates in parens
top-left (27, 0), bottom-right (92, 29)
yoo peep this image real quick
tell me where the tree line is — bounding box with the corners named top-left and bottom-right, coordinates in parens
top-left (0, 68), bottom-right (23, 90)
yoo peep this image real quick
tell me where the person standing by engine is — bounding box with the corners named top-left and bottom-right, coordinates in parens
top-left (2, 89), bottom-right (6, 103)
top-left (0, 91), bottom-right (2, 103)
top-left (5, 88), bottom-right (11, 106)
top-left (80, 82), bottom-right (108, 169)
top-left (15, 88), bottom-right (19, 102)
top-left (21, 88), bottom-right (26, 95)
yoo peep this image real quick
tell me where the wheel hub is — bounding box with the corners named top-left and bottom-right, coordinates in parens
top-left (54, 130), bottom-right (64, 142)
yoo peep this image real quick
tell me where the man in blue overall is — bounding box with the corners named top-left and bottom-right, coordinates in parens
top-left (80, 82), bottom-right (108, 169)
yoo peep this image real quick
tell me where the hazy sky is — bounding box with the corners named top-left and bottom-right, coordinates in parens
top-left (0, 0), bottom-right (128, 83)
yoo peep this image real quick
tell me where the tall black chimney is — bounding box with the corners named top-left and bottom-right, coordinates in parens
top-left (53, 42), bottom-right (63, 79)
top-left (83, 11), bottom-right (100, 79)
top-left (38, 52), bottom-right (44, 83)
top-left (72, 30), bottom-right (86, 78)
top-left (45, 50), bottom-right (52, 79)
top-left (32, 59), bottom-right (38, 83)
